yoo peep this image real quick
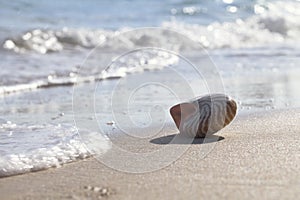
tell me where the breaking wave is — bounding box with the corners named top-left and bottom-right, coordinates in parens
top-left (2, 1), bottom-right (300, 53)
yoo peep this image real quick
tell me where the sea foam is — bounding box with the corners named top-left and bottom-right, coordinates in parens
top-left (0, 121), bottom-right (111, 177)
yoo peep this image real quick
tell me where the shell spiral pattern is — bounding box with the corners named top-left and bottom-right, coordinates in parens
top-left (171, 94), bottom-right (237, 138)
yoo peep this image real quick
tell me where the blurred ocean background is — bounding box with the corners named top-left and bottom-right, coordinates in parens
top-left (0, 0), bottom-right (300, 177)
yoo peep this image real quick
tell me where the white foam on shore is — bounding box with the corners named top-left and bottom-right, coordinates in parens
top-left (0, 121), bottom-right (111, 177)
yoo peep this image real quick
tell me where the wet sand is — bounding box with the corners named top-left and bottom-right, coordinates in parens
top-left (0, 108), bottom-right (299, 200)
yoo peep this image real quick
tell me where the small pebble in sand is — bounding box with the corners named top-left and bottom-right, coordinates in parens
top-left (93, 187), bottom-right (101, 192)
top-left (84, 185), bottom-right (112, 198)
top-left (84, 185), bottom-right (93, 190)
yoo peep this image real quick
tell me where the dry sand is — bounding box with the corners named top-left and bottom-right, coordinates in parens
top-left (0, 108), bottom-right (299, 200)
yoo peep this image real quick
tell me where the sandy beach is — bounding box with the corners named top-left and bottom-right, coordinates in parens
top-left (0, 108), bottom-right (299, 200)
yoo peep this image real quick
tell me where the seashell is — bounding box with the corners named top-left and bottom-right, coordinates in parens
top-left (170, 94), bottom-right (237, 138)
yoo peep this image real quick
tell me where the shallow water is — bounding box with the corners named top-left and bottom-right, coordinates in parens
top-left (0, 0), bottom-right (300, 177)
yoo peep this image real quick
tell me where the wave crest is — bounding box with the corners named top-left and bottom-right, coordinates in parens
top-left (2, 1), bottom-right (300, 53)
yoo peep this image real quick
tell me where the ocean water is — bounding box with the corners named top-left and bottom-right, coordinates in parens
top-left (0, 0), bottom-right (300, 177)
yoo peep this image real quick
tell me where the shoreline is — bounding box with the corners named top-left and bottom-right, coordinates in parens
top-left (0, 108), bottom-right (299, 199)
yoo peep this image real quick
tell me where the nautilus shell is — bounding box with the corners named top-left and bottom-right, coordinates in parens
top-left (170, 94), bottom-right (237, 138)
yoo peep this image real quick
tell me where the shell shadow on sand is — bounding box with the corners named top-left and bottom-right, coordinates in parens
top-left (150, 134), bottom-right (224, 145)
